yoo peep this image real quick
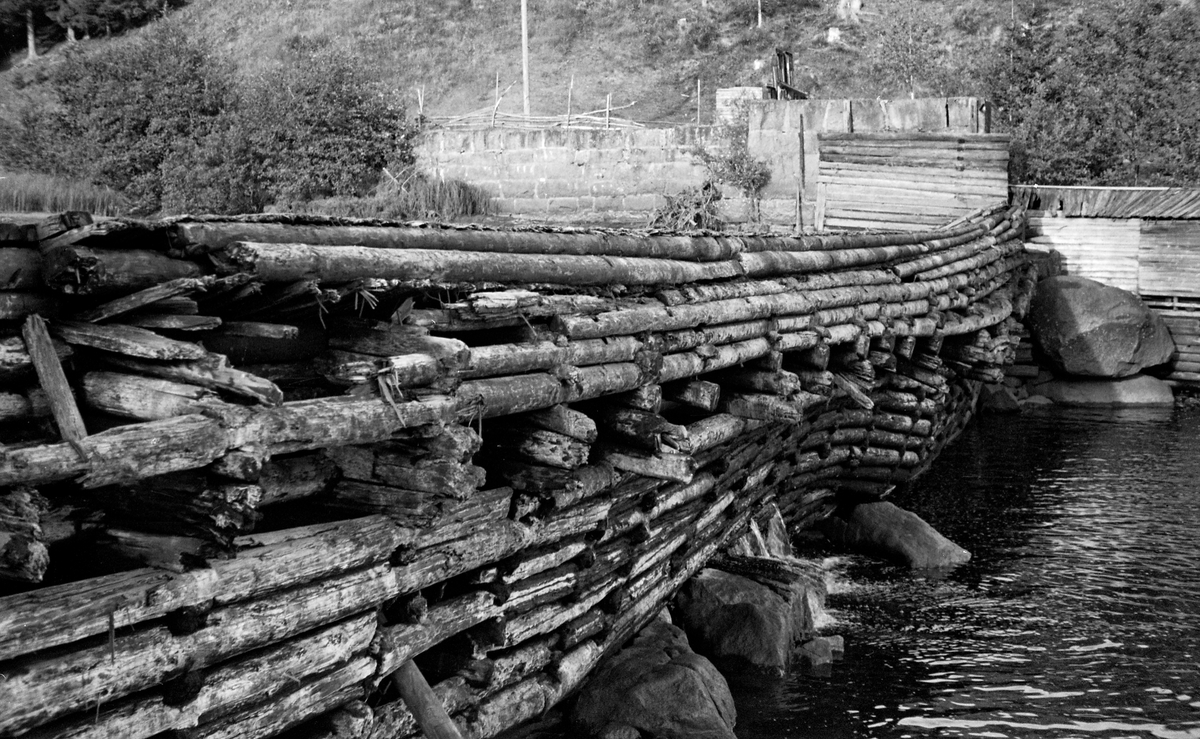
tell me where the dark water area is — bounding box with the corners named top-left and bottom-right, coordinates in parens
top-left (735, 406), bottom-right (1200, 739)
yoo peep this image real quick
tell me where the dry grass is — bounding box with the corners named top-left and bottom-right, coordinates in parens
top-left (0, 171), bottom-right (128, 215)
top-left (293, 170), bottom-right (492, 221)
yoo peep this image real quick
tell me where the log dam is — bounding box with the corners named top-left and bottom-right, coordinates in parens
top-left (0, 201), bottom-right (1033, 739)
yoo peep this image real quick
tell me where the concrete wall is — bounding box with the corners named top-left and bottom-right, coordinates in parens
top-left (417, 126), bottom-right (751, 226)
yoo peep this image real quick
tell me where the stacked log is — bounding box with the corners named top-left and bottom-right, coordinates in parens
top-left (0, 203), bottom-right (1032, 739)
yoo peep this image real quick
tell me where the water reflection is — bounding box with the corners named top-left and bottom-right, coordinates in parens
top-left (735, 407), bottom-right (1200, 739)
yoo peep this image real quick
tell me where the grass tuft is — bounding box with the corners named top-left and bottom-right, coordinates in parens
top-left (292, 169), bottom-right (493, 221)
top-left (0, 171), bottom-right (129, 215)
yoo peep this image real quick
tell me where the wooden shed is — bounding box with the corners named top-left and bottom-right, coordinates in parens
top-left (1016, 185), bottom-right (1200, 384)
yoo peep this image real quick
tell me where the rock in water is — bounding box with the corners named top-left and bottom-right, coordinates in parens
top-left (1038, 373), bottom-right (1174, 406)
top-left (819, 501), bottom-right (971, 570)
top-left (571, 619), bottom-right (737, 739)
top-left (1028, 276), bottom-right (1174, 377)
top-left (672, 568), bottom-right (811, 674)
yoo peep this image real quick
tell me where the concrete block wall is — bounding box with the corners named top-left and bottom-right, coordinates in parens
top-left (418, 126), bottom-right (741, 226)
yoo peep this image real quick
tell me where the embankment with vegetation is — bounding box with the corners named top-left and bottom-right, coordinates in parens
top-left (1, 0), bottom-right (1198, 218)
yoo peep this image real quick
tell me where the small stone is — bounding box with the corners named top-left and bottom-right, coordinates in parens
top-left (824, 634), bottom-right (845, 657)
top-left (979, 384), bottom-right (1021, 413)
top-left (798, 637), bottom-right (833, 666)
top-left (819, 501), bottom-right (971, 570)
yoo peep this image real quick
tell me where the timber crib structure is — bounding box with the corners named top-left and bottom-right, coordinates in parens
top-left (0, 202), bottom-right (1032, 739)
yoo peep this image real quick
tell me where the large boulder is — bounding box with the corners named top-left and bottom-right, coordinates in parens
top-left (672, 567), bottom-right (813, 674)
top-left (1038, 373), bottom-right (1174, 406)
top-left (1028, 276), bottom-right (1174, 377)
top-left (571, 619), bottom-right (736, 739)
top-left (819, 501), bottom-right (971, 570)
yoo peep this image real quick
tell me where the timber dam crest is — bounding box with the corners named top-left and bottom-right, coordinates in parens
top-left (0, 194), bottom-right (1037, 738)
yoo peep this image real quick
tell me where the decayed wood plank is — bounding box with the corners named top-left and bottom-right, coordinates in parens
top-left (73, 276), bottom-right (226, 323)
top-left (0, 564), bottom-right (395, 734)
top-left (28, 613), bottom-right (377, 739)
top-left (51, 319), bottom-right (208, 361)
top-left (104, 354), bottom-right (283, 406)
top-left (22, 314), bottom-right (87, 442)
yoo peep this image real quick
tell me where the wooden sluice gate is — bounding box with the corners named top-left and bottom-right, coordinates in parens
top-left (0, 201), bottom-right (1033, 739)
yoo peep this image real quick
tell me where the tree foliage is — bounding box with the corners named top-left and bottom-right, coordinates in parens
top-left (2, 24), bottom-right (416, 215)
top-left (990, 0), bottom-right (1200, 185)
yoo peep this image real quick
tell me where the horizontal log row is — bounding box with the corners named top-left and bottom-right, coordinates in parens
top-left (1, 203), bottom-right (1032, 738)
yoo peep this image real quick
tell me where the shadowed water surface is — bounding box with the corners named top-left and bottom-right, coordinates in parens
top-left (735, 406), bottom-right (1200, 739)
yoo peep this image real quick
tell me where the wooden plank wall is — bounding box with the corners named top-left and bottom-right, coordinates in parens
top-left (1024, 215), bottom-right (1142, 293)
top-left (1138, 221), bottom-right (1200, 299)
top-left (1025, 213), bottom-right (1200, 385)
top-left (816, 132), bottom-right (1010, 231)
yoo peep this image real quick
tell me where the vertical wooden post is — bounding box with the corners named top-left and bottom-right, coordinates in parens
top-left (391, 660), bottom-right (465, 739)
top-left (605, 93), bottom-right (611, 129)
top-left (696, 78), bottom-right (701, 125)
top-left (22, 315), bottom-right (86, 442)
top-left (521, 0), bottom-right (530, 117)
top-left (797, 112), bottom-right (806, 233)
top-left (566, 73), bottom-right (573, 127)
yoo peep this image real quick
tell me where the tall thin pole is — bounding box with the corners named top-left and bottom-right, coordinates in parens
top-left (521, 0), bottom-right (531, 117)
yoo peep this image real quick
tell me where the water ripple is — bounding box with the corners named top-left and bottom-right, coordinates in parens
top-left (734, 408), bottom-right (1200, 739)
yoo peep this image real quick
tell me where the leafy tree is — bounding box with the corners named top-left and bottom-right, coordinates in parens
top-left (235, 40), bottom-right (414, 206)
top-left (46, 20), bottom-right (232, 213)
top-left (990, 0), bottom-right (1200, 185)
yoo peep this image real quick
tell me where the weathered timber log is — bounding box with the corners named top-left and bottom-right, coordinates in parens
top-left (555, 281), bottom-right (943, 340)
top-left (325, 349), bottom-right (442, 389)
top-left (592, 407), bottom-right (687, 452)
top-left (21, 315), bottom-right (87, 445)
top-left (0, 487), bottom-right (50, 583)
top-left (597, 446), bottom-right (696, 483)
top-left (217, 243), bottom-right (742, 286)
top-left (328, 445), bottom-right (485, 497)
top-left (0, 387), bottom-right (50, 421)
top-left (124, 314), bottom-right (222, 332)
top-left (739, 243), bottom-right (927, 278)
top-left (662, 378), bottom-right (720, 411)
top-left (329, 477), bottom-right (449, 523)
top-left (511, 405), bottom-right (598, 443)
top-left (73, 276), bottom-right (242, 323)
top-left (35, 212), bottom-right (93, 242)
top-left (488, 428), bottom-right (591, 469)
top-left (330, 325), bottom-right (469, 366)
top-left (0, 515), bottom-right (409, 662)
top-left (102, 353), bottom-right (283, 406)
top-left (390, 660), bottom-right (467, 739)
top-left (50, 319), bottom-right (207, 361)
top-left (711, 367), bottom-right (802, 396)
top-left (178, 657), bottom-right (373, 739)
top-left (0, 335), bottom-right (70, 381)
top-left (24, 613), bottom-right (376, 739)
top-left (0, 563), bottom-right (396, 734)
top-left (43, 246), bottom-right (205, 295)
top-left (499, 537), bottom-right (590, 585)
top-left (677, 414), bottom-right (751, 454)
top-left (172, 221), bottom-right (742, 261)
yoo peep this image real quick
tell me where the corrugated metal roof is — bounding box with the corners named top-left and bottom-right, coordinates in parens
top-left (1013, 185), bottom-right (1200, 219)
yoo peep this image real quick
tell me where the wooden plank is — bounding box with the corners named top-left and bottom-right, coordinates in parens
top-left (22, 315), bottom-right (87, 442)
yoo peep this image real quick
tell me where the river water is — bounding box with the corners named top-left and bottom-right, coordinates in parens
top-left (735, 406), bottom-right (1200, 739)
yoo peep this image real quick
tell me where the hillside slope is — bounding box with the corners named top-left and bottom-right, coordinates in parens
top-left (2, 0), bottom-right (1018, 125)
